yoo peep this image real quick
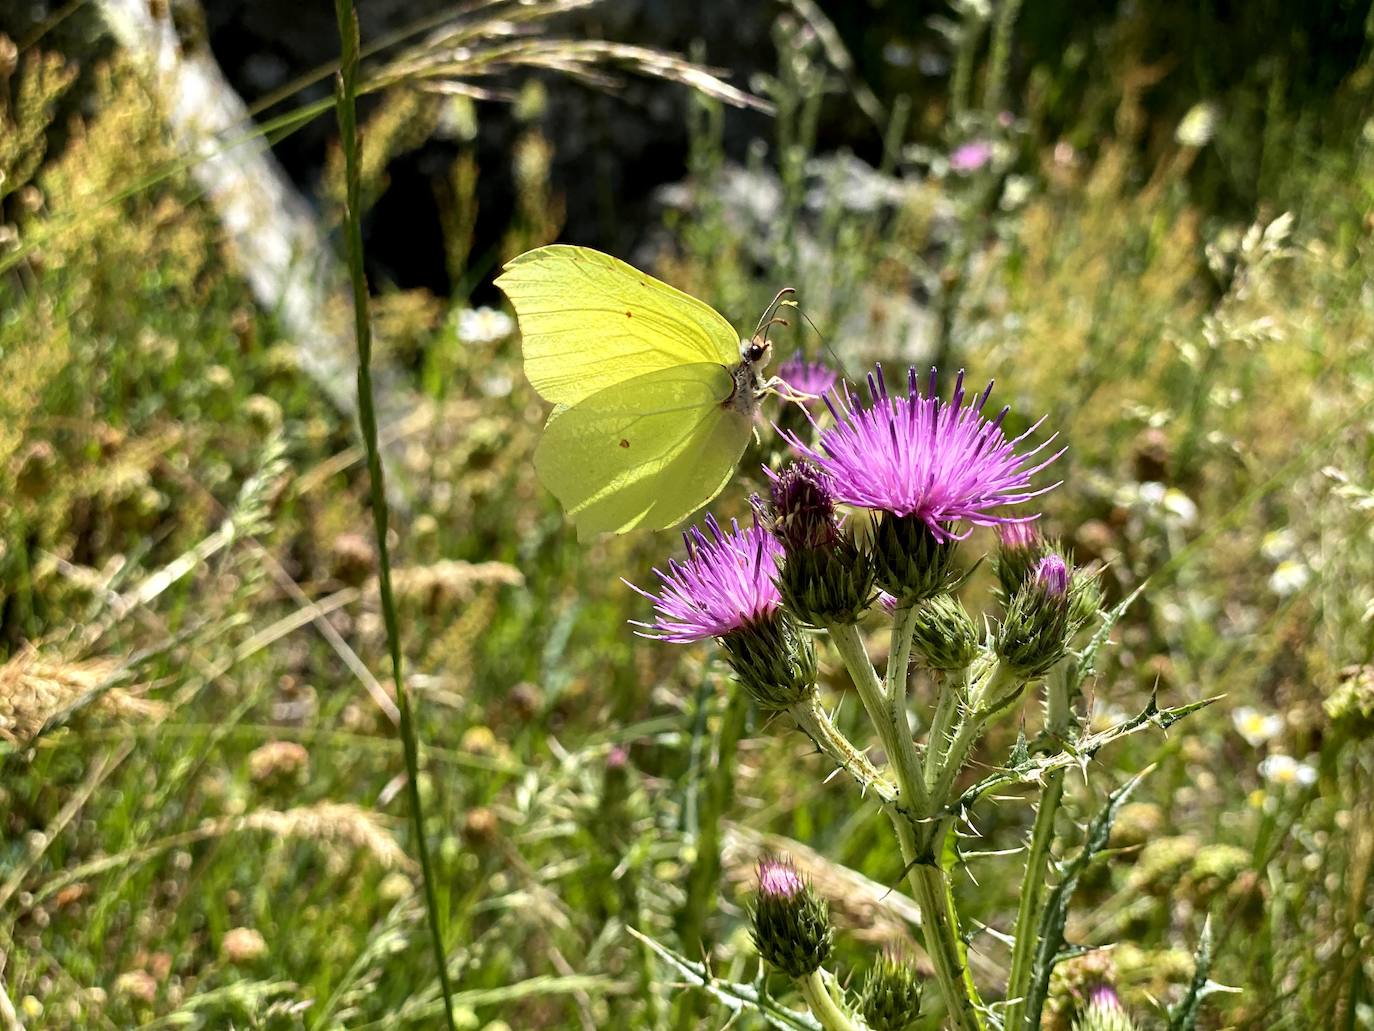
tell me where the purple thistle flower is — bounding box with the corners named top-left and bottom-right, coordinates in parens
top-left (998, 520), bottom-right (1041, 551)
top-left (949, 139), bottom-right (994, 173)
top-left (779, 365), bottom-right (1062, 541)
top-left (1088, 985), bottom-right (1122, 1010)
top-left (1034, 553), bottom-right (1069, 596)
top-left (777, 356), bottom-right (839, 400)
top-left (756, 857), bottom-right (805, 900)
top-left (626, 515), bottom-right (783, 643)
top-left (877, 590), bottom-right (899, 613)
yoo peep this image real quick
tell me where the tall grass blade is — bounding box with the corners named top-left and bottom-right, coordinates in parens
top-left (332, 3), bottom-right (458, 1028)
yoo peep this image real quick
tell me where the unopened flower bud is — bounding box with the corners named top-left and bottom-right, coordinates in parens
top-left (720, 613), bottom-right (817, 710)
top-left (1072, 985), bottom-right (1137, 1031)
top-left (750, 857), bottom-right (832, 978)
top-left (767, 465), bottom-right (875, 626)
top-left (872, 514), bottom-right (962, 606)
top-left (994, 521), bottom-right (1045, 596)
top-left (859, 950), bottom-right (923, 1030)
top-left (996, 554), bottom-right (1072, 678)
top-left (1067, 566), bottom-right (1104, 632)
top-left (910, 594), bottom-right (979, 671)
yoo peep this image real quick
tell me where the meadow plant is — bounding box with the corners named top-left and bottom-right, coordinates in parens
top-left (629, 365), bottom-right (1212, 1030)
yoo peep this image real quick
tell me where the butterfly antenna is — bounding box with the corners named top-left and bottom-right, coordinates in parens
top-left (798, 307), bottom-right (853, 380)
top-left (753, 287), bottom-right (797, 340)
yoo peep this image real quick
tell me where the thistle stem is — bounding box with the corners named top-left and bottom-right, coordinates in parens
top-left (790, 691), bottom-right (897, 805)
top-left (798, 969), bottom-right (862, 1031)
top-left (333, 5), bottom-right (456, 1028)
top-left (1003, 769), bottom-right (1064, 1030)
top-left (884, 604), bottom-right (930, 814)
top-left (923, 670), bottom-right (963, 790)
top-left (827, 623), bottom-right (929, 814)
top-left (1004, 664), bottom-right (1073, 1029)
top-left (907, 854), bottom-right (985, 1031)
top-left (830, 622), bottom-right (983, 1028)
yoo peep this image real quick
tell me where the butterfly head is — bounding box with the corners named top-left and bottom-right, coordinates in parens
top-left (741, 335), bottom-right (772, 367)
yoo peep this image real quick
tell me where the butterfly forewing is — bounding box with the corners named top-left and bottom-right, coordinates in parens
top-left (495, 245), bottom-right (741, 407)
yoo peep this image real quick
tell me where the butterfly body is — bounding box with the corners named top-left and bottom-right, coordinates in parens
top-left (496, 245), bottom-right (773, 536)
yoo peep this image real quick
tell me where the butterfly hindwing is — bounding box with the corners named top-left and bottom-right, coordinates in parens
top-left (532, 363), bottom-right (750, 536)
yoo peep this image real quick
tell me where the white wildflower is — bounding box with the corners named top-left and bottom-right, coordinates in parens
top-left (1232, 706), bottom-right (1283, 747)
top-left (457, 306), bottom-right (514, 344)
top-left (1260, 529), bottom-right (1297, 562)
top-left (1259, 753), bottom-right (1317, 787)
top-left (1269, 560), bottom-right (1311, 597)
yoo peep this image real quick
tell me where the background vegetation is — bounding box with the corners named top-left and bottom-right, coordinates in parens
top-left (1, 0), bottom-right (1372, 1027)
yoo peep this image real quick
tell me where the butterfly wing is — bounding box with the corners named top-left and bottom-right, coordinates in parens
top-left (533, 363), bottom-right (752, 536)
top-left (495, 245), bottom-right (741, 406)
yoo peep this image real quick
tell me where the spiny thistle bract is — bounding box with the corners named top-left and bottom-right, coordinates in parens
top-left (765, 462), bottom-right (876, 626)
top-left (996, 553), bottom-right (1088, 679)
top-left (909, 593), bottom-right (980, 671)
top-left (1071, 985), bottom-right (1139, 1031)
top-left (859, 951), bottom-right (923, 1030)
top-left (749, 857), bottom-right (833, 979)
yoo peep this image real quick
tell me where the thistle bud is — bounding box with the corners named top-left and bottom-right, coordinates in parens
top-left (872, 513), bottom-right (962, 606)
top-left (750, 857), bottom-right (832, 978)
top-left (996, 554), bottom-right (1072, 678)
top-left (720, 614), bottom-right (817, 711)
top-left (859, 951), bottom-right (923, 1030)
top-left (767, 465), bottom-right (876, 626)
top-left (1067, 566), bottom-right (1104, 633)
top-left (994, 521), bottom-right (1044, 596)
top-left (1072, 985), bottom-right (1138, 1031)
top-left (910, 594), bottom-right (979, 671)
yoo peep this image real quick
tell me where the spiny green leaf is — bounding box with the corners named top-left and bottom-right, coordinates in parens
top-left (1023, 767), bottom-right (1154, 1029)
top-left (627, 927), bottom-right (824, 1030)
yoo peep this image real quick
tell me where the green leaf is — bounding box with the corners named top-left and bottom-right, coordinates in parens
top-left (1023, 767), bottom-right (1154, 1028)
top-left (1167, 917), bottom-right (1240, 1029)
top-left (628, 927), bottom-right (824, 1030)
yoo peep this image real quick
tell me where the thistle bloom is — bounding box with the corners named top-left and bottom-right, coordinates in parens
top-left (626, 515), bottom-right (783, 643)
top-left (780, 365), bottom-right (1061, 541)
top-left (777, 356), bottom-right (839, 400)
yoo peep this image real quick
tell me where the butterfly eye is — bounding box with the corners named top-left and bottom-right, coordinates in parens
top-left (743, 338), bottom-right (770, 365)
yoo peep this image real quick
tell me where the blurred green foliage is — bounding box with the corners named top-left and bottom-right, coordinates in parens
top-left (1, 3), bottom-right (1372, 1029)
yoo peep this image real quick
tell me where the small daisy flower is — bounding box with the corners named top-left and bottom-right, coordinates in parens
top-left (1258, 753), bottom-right (1317, 788)
top-left (777, 357), bottom-right (839, 401)
top-left (1269, 559), bottom-right (1311, 597)
top-left (1232, 706), bottom-right (1283, 747)
top-left (457, 306), bottom-right (514, 344)
top-left (626, 515), bottom-right (782, 643)
top-left (780, 365), bottom-right (1062, 540)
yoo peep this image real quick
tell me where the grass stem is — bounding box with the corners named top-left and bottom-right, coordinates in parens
top-left (332, 4), bottom-right (457, 1027)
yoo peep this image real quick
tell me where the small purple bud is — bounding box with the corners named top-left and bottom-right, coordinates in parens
top-left (751, 856), bottom-right (832, 977)
top-left (877, 590), bottom-right (899, 614)
top-left (757, 857), bottom-right (805, 900)
top-left (1034, 554), bottom-right (1069, 597)
top-left (1088, 984), bottom-right (1122, 1010)
top-left (606, 745), bottom-right (629, 770)
top-left (769, 462), bottom-right (840, 552)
